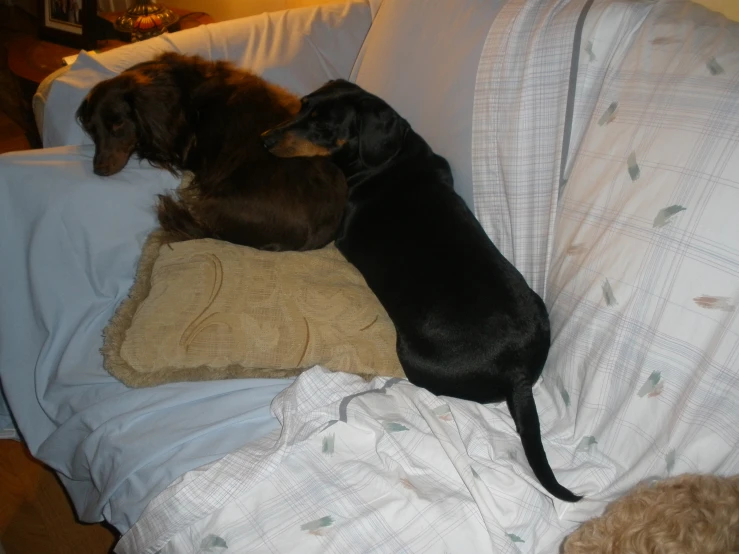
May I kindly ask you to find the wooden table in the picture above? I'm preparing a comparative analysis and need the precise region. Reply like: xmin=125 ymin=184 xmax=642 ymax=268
xmin=2 ymin=8 xmax=213 ymax=148
xmin=7 ymin=8 xmax=214 ymax=86
xmin=97 ymin=8 xmax=215 ymax=48
xmin=6 ymin=35 xmax=88 ymax=85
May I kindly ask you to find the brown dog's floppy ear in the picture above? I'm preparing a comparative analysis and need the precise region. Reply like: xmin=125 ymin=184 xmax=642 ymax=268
xmin=357 ymin=97 xmax=406 ymax=168
xmin=126 ymin=73 xmax=174 ymax=142
xmin=76 ymin=96 xmax=89 ymax=127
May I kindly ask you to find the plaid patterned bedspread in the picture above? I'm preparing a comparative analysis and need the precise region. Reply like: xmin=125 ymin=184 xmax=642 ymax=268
xmin=118 ymin=368 xmax=580 ymax=554
xmin=117 ymin=0 xmax=739 ymax=552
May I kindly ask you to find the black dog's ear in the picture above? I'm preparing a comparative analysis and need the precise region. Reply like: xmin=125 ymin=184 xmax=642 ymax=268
xmin=357 ymin=97 xmax=406 ymax=168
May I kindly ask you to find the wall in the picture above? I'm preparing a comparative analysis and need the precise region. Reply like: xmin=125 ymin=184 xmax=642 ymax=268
xmin=693 ymin=0 xmax=739 ymax=21
xmin=161 ymin=0 xmax=739 ymax=24
xmin=9 ymin=0 xmax=346 ymax=20
xmin=10 ymin=0 xmax=739 ymax=28
xmin=163 ymin=0 xmax=348 ymax=22
xmin=10 ymin=0 xmax=35 ymax=14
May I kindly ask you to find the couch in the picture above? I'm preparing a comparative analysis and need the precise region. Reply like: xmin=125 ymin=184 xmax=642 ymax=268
xmin=1 ymin=0 xmax=737 ymax=552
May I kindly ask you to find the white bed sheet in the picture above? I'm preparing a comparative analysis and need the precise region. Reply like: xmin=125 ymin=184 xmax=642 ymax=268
xmin=0 ymin=146 xmax=294 ymax=531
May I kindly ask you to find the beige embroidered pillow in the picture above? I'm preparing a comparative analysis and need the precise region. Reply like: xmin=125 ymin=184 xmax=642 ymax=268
xmin=102 ymin=231 xmax=404 ymax=387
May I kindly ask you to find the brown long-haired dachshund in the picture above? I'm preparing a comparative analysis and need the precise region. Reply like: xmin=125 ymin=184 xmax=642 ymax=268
xmin=76 ymin=52 xmax=346 ymax=251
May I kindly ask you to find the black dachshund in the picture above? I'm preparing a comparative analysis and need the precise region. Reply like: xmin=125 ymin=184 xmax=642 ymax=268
xmin=76 ymin=53 xmax=346 ymax=251
xmin=261 ymin=80 xmax=580 ymax=502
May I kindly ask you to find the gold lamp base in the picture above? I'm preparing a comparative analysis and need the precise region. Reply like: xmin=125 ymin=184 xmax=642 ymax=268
xmin=114 ymin=0 xmax=179 ymax=42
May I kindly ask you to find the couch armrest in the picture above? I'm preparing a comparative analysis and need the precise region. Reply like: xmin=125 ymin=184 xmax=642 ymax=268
xmin=33 ymin=65 xmax=70 ymax=137
xmin=40 ymin=0 xmax=374 ymax=148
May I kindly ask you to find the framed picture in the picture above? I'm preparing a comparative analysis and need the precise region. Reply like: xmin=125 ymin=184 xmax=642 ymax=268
xmin=37 ymin=0 xmax=97 ymax=49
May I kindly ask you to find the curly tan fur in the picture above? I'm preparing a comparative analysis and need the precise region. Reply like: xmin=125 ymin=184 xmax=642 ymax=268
xmin=562 ymin=474 xmax=739 ymax=554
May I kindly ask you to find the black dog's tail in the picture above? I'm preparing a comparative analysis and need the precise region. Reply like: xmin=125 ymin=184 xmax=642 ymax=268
xmin=507 ymin=374 xmax=582 ymax=503
xmin=156 ymin=192 xmax=209 ymax=241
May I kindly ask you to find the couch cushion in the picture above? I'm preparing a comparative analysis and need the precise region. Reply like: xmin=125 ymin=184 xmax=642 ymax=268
xmin=350 ymin=0 xmax=505 ymax=209
xmin=102 ymin=230 xmax=404 ymax=388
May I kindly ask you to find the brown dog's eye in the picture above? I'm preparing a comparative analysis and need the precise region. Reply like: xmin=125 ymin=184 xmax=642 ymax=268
xmin=111 ymin=122 xmax=125 ymax=137
xmin=310 ymin=111 xmax=318 ymax=118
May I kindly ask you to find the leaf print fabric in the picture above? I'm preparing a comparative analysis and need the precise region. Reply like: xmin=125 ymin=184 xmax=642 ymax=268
xmin=322 ymin=433 xmax=335 ymax=456
xmin=576 ymin=436 xmax=598 ymax=453
xmin=665 ymin=450 xmax=677 ymax=474
xmin=653 ymin=205 xmax=686 ymax=228
xmin=627 ymin=151 xmax=640 ymax=181
xmin=597 ymin=101 xmax=618 ymax=126
xmin=200 ymin=535 xmax=228 ymax=552
xmin=546 ymin=2 xmax=739 ymax=551
xmin=601 ymin=279 xmax=618 ymax=306
xmin=119 ymin=2 xmax=739 ymax=553
xmin=301 ymin=516 xmax=334 ymax=534
xmin=382 ymin=421 xmax=410 ymax=432
xmin=637 ymin=372 xmax=662 ymax=398
xmin=507 ymin=533 xmax=525 ymax=544
xmin=707 ymin=57 xmax=724 ymax=75
xmin=693 ymin=296 xmax=735 ymax=312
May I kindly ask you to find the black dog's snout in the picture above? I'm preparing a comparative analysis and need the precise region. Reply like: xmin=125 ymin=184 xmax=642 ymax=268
xmin=260 ymin=130 xmax=280 ymax=150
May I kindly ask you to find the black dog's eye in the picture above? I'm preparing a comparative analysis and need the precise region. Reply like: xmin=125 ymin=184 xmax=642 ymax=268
xmin=110 ymin=122 xmax=125 ymax=137
xmin=310 ymin=110 xmax=318 ymax=118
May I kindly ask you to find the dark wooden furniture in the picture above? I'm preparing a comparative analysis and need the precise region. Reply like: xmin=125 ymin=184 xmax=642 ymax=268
xmin=7 ymin=8 xmax=215 ymax=86
xmin=2 ymin=7 xmax=213 ymax=149
xmin=0 ymin=440 xmax=118 ymax=554
xmin=36 ymin=0 xmax=97 ymax=50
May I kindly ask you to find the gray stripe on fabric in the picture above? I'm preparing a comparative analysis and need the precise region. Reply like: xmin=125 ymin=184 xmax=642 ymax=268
xmin=338 ymin=377 xmax=402 ymax=422
xmin=560 ymin=0 xmax=596 ymax=196
xmin=317 ymin=378 xmax=403 ymax=433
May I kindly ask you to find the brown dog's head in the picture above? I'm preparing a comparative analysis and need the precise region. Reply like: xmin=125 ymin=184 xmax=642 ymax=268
xmin=261 ymin=80 xmax=408 ymax=171
xmin=76 ymin=73 xmax=145 ymax=176
xmin=76 ymin=54 xmax=192 ymax=176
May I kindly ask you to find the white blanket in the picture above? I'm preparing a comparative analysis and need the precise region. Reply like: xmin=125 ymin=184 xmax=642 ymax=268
xmin=118 ymin=367 xmax=576 ymax=554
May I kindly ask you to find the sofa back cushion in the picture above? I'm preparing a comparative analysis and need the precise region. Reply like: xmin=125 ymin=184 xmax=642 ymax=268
xmin=41 ymin=2 xmax=374 ymax=148
xmin=350 ymin=0 xmax=505 ymax=209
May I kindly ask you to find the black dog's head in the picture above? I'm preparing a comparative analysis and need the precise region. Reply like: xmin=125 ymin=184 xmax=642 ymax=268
xmin=261 ymin=80 xmax=408 ymax=171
